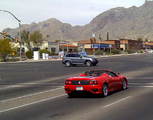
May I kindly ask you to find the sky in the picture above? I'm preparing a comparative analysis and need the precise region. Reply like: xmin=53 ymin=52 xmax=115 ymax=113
xmin=0 ymin=0 xmax=145 ymax=31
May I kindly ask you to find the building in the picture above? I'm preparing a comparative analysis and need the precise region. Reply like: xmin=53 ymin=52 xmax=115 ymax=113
xmin=100 ymin=40 xmax=120 ymax=49
xmin=48 ymin=41 xmax=79 ymax=54
xmin=143 ymin=41 xmax=153 ymax=49
xmin=60 ymin=44 xmax=78 ymax=53
xmin=120 ymin=39 xmax=143 ymax=50
xmin=78 ymin=39 xmax=120 ymax=54
xmin=48 ymin=41 xmax=59 ymax=54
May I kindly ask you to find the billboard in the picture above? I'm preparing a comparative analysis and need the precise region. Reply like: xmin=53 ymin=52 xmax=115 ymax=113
xmin=92 ymin=44 xmax=112 ymax=48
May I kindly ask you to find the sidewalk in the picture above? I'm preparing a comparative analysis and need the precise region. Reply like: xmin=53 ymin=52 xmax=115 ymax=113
xmin=0 ymin=53 xmax=143 ymax=64
xmin=91 ymin=53 xmax=142 ymax=58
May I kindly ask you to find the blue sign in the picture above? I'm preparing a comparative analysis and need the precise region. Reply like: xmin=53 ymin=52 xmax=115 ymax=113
xmin=92 ymin=44 xmax=111 ymax=48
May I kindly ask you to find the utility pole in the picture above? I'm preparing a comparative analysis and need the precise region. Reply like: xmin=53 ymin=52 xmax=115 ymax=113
xmin=107 ymin=32 xmax=109 ymax=41
xmin=91 ymin=33 xmax=96 ymax=55
xmin=99 ymin=34 xmax=102 ymax=51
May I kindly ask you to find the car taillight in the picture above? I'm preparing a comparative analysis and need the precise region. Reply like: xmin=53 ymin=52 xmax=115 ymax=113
xmin=89 ymin=80 xmax=98 ymax=85
xmin=65 ymin=80 xmax=72 ymax=85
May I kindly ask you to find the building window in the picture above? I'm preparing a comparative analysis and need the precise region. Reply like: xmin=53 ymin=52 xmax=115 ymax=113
xmin=51 ymin=48 xmax=56 ymax=53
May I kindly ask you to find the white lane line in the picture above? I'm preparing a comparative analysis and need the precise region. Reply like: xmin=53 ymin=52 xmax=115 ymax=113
xmin=0 ymin=73 xmax=78 ymax=90
xmin=103 ymin=96 xmax=132 ymax=108
xmin=129 ymin=82 xmax=153 ymax=84
xmin=0 ymin=94 xmax=66 ymax=113
xmin=0 ymin=85 xmax=21 ymax=90
xmin=0 ymin=87 xmax=63 ymax=103
xmin=129 ymin=86 xmax=153 ymax=88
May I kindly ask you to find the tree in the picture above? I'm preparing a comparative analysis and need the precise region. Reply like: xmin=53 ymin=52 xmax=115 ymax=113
xmin=0 ymin=39 xmax=14 ymax=62
xmin=21 ymin=30 xmax=32 ymax=51
xmin=137 ymin=37 xmax=143 ymax=41
xmin=145 ymin=38 xmax=149 ymax=42
xmin=30 ymin=31 xmax=43 ymax=47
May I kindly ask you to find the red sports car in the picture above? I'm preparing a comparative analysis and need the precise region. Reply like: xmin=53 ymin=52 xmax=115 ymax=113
xmin=64 ymin=69 xmax=128 ymax=97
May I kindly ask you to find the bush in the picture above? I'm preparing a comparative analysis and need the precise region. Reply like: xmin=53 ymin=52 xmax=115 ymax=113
xmin=39 ymin=49 xmax=51 ymax=55
xmin=26 ymin=50 xmax=33 ymax=59
xmin=94 ymin=50 xmax=104 ymax=55
xmin=137 ymin=50 xmax=144 ymax=53
xmin=111 ymin=49 xmax=121 ymax=54
xmin=126 ymin=49 xmax=136 ymax=54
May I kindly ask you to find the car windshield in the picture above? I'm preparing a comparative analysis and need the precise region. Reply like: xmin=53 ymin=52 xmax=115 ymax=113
xmin=84 ymin=70 xmax=108 ymax=77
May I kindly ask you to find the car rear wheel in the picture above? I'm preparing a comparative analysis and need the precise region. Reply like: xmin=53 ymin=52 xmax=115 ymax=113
xmin=122 ymin=80 xmax=127 ymax=90
xmin=67 ymin=93 xmax=74 ymax=98
xmin=85 ymin=61 xmax=92 ymax=67
xmin=102 ymin=84 xmax=108 ymax=97
xmin=65 ymin=61 xmax=71 ymax=67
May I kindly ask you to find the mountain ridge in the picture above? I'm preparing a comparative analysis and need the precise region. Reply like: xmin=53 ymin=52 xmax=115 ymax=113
xmin=3 ymin=1 xmax=153 ymax=41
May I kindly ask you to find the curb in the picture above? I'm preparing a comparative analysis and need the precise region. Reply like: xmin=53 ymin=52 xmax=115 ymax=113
xmin=93 ymin=53 xmax=143 ymax=58
xmin=0 ymin=53 xmax=144 ymax=64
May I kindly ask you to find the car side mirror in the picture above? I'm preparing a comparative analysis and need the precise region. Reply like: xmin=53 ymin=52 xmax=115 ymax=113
xmin=80 ymin=56 xmax=83 ymax=58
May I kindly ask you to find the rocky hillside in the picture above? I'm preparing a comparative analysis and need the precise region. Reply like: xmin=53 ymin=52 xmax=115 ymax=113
xmin=4 ymin=1 xmax=153 ymax=41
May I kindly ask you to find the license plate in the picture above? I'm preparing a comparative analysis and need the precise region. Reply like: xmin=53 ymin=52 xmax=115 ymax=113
xmin=76 ymin=87 xmax=83 ymax=91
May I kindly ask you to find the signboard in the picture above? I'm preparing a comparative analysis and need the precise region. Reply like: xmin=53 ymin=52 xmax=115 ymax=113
xmin=92 ymin=44 xmax=111 ymax=48
xmin=109 ymin=44 xmax=112 ymax=48
xmin=33 ymin=51 xmax=40 ymax=60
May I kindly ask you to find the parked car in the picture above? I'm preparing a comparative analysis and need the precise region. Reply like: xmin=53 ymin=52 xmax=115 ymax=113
xmin=62 ymin=53 xmax=98 ymax=67
xmin=64 ymin=69 xmax=128 ymax=97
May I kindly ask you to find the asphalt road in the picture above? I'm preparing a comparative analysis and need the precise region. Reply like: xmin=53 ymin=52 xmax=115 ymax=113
xmin=0 ymin=53 xmax=153 ymax=120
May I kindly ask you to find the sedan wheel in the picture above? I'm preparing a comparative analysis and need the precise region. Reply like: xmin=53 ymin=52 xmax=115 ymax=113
xmin=122 ymin=80 xmax=127 ymax=90
xmin=103 ymin=84 xmax=108 ymax=97
xmin=65 ymin=61 xmax=71 ymax=67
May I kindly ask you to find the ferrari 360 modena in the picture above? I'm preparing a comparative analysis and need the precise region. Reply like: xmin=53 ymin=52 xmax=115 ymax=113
xmin=64 ymin=69 xmax=128 ymax=97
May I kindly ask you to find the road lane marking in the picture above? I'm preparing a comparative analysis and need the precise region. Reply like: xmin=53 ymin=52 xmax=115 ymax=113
xmin=128 ymin=82 xmax=153 ymax=88
xmin=129 ymin=82 xmax=153 ymax=84
xmin=0 ymin=87 xmax=63 ymax=103
xmin=103 ymin=96 xmax=132 ymax=108
xmin=0 ymin=65 xmax=153 ymax=91
xmin=129 ymin=86 xmax=153 ymax=88
xmin=0 ymin=73 xmax=79 ymax=90
xmin=0 ymin=94 xmax=66 ymax=113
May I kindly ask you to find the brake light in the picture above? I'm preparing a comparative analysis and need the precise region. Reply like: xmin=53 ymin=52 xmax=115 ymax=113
xmin=65 ymin=80 xmax=72 ymax=85
xmin=89 ymin=80 xmax=98 ymax=85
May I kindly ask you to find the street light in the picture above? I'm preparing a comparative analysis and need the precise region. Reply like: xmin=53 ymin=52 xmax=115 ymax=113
xmin=0 ymin=10 xmax=22 ymax=60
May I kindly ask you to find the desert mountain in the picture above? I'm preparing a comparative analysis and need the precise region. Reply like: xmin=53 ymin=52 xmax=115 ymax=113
xmin=3 ymin=1 xmax=153 ymax=41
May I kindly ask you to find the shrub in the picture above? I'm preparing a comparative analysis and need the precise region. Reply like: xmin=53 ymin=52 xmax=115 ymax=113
xmin=126 ymin=49 xmax=136 ymax=54
xmin=39 ymin=49 xmax=51 ymax=55
xmin=26 ymin=50 xmax=33 ymax=59
xmin=111 ymin=49 xmax=121 ymax=54
xmin=137 ymin=50 xmax=144 ymax=53
xmin=94 ymin=50 xmax=104 ymax=55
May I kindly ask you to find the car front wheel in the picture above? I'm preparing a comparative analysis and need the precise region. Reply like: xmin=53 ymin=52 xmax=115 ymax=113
xmin=122 ymin=80 xmax=127 ymax=90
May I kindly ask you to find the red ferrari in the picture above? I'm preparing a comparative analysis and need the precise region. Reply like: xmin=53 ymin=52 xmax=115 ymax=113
xmin=64 ymin=69 xmax=128 ymax=97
